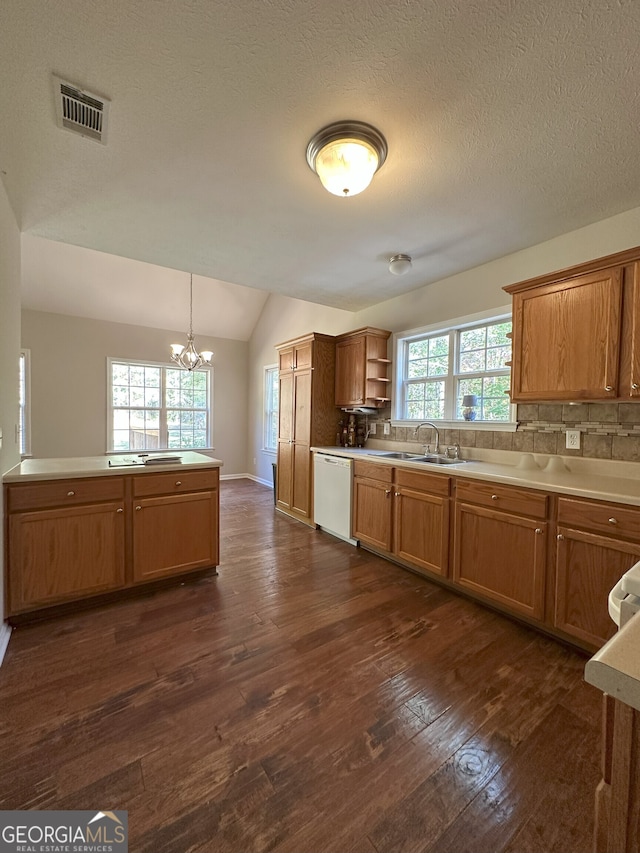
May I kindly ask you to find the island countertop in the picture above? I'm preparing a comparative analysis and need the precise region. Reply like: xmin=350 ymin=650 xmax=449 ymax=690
xmin=3 ymin=451 xmax=223 ymax=483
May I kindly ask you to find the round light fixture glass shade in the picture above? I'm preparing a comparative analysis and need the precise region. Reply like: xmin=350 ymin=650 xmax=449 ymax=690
xmin=306 ymin=121 xmax=387 ymax=197
xmin=389 ymin=254 xmax=412 ymax=275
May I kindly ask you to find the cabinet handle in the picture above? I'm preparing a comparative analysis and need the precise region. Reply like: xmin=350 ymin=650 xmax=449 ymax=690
xmin=534 ymin=528 xmax=542 ymax=534
xmin=557 ymin=534 xmax=564 ymax=540
xmin=633 ymin=383 xmax=639 ymax=390
xmin=67 ymin=490 xmax=75 ymax=496
xmin=394 ymin=491 xmax=400 ymax=497
xmin=491 ymin=494 xmax=499 ymax=500
xmin=135 ymin=505 xmax=142 ymax=511
xmin=116 ymin=508 xmax=123 ymax=513
xmin=609 ymin=517 xmax=618 ymax=525
xmin=385 ymin=489 xmax=391 ymax=497
xmin=175 ymin=480 xmax=182 ymax=486
xmin=605 ymin=385 xmax=614 ymax=391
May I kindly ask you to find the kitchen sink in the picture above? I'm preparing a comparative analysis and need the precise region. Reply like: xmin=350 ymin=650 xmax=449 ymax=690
xmin=375 ymin=451 xmax=425 ymax=460
xmin=371 ymin=452 xmax=466 ymax=465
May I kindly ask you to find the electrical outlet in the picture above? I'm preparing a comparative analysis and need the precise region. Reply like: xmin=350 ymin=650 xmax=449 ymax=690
xmin=383 ymin=422 xmax=391 ymax=435
xmin=369 ymin=422 xmax=376 ymax=435
xmin=566 ymin=429 xmax=580 ymax=450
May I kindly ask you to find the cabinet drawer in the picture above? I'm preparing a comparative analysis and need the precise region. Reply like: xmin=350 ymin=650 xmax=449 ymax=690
xmin=8 ymin=477 xmax=125 ymax=512
xmin=133 ymin=468 xmax=219 ymax=497
xmin=395 ymin=468 xmax=450 ymax=497
xmin=455 ymin=479 xmax=547 ymax=519
xmin=353 ymin=460 xmax=393 ymax=483
xmin=557 ymin=497 xmax=640 ymax=541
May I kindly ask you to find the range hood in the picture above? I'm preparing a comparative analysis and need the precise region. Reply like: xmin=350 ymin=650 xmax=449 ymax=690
xmin=340 ymin=407 xmax=379 ymax=414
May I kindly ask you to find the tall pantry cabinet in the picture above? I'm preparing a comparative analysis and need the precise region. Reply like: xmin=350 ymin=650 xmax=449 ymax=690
xmin=275 ymin=333 xmax=336 ymax=525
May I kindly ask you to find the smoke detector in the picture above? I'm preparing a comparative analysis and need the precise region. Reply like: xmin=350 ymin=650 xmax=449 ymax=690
xmin=53 ymin=75 xmax=110 ymax=144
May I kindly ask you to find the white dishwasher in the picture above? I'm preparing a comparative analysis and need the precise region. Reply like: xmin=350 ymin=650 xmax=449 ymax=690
xmin=313 ymin=452 xmax=357 ymax=545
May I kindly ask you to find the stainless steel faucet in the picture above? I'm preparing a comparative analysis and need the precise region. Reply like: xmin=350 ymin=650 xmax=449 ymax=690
xmin=414 ymin=421 xmax=441 ymax=454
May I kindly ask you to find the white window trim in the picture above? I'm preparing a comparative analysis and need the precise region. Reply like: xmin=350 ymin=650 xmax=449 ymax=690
xmin=19 ymin=349 xmax=32 ymax=457
xmin=106 ymin=356 xmax=214 ymax=454
xmin=392 ymin=305 xmax=517 ymax=431
xmin=263 ymin=363 xmax=278 ymax=454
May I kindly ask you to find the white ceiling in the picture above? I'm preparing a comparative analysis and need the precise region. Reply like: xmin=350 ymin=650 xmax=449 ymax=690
xmin=2 ymin=0 xmax=640 ymax=330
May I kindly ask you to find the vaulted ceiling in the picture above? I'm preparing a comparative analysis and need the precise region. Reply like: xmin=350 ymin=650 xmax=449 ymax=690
xmin=2 ymin=0 xmax=640 ymax=339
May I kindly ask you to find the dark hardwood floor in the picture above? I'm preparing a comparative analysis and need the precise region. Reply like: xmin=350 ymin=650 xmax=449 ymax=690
xmin=0 ymin=479 xmax=601 ymax=853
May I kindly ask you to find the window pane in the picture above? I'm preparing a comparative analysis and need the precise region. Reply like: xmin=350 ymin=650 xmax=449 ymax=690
xmin=145 ymin=367 xmax=160 ymax=387
xmin=145 ymin=387 xmax=160 ymax=407
xmin=408 ymin=358 xmax=428 ymax=379
xmin=408 ymin=340 xmax=429 ymax=360
xmin=130 ymin=366 xmax=145 ymax=387
xmin=113 ymin=386 xmax=129 ymax=407
xmin=459 ymin=327 xmax=486 ymax=351
xmin=459 ymin=350 xmax=486 ymax=373
xmin=429 ymin=336 xmax=449 ymax=357
xmin=113 ymin=410 xmax=129 ymax=429
xmin=486 ymin=322 xmax=512 ymax=347
xmin=407 ymin=401 xmax=425 ymax=419
xmin=112 ymin=363 xmax=129 ymax=384
xmin=428 ymin=356 xmax=448 ymax=377
xmin=486 ymin=345 xmax=511 ymax=371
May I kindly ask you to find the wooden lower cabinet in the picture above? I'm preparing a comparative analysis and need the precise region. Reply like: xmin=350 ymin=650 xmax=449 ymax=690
xmin=393 ymin=469 xmax=449 ymax=576
xmin=352 ymin=462 xmax=450 ymax=576
xmin=555 ymin=527 xmax=640 ymax=648
xmin=352 ymin=470 xmax=393 ymax=552
xmin=133 ymin=490 xmax=219 ymax=582
xmin=8 ymin=501 xmax=125 ymax=613
xmin=453 ymin=481 xmax=547 ymax=621
xmin=5 ymin=468 xmax=220 ymax=618
xmin=593 ymin=696 xmax=640 ymax=853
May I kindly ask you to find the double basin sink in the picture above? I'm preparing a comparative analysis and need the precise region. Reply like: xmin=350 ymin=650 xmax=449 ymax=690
xmin=370 ymin=451 xmax=466 ymax=466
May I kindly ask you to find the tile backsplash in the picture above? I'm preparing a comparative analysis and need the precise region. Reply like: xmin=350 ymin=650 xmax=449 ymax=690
xmin=360 ymin=402 xmax=640 ymax=461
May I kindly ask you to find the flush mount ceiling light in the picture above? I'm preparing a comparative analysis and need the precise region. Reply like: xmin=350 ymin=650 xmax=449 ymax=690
xmin=306 ymin=121 xmax=388 ymax=197
xmin=389 ymin=254 xmax=412 ymax=275
xmin=170 ymin=274 xmax=213 ymax=371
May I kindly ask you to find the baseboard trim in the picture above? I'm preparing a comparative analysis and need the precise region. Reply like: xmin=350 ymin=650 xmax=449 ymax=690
xmin=219 ymin=473 xmax=273 ymax=488
xmin=0 ymin=622 xmax=12 ymax=668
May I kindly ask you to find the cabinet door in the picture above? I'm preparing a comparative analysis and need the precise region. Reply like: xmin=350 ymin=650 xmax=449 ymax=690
xmin=394 ymin=487 xmax=449 ymax=576
xmin=133 ymin=491 xmax=218 ymax=582
xmin=335 ymin=337 xmax=366 ymax=406
xmin=9 ymin=502 xmax=125 ymax=613
xmin=555 ymin=527 xmax=640 ymax=648
xmin=511 ymin=267 xmax=623 ymax=400
xmin=453 ymin=503 xmax=546 ymax=620
xmin=352 ymin=476 xmax=392 ymax=551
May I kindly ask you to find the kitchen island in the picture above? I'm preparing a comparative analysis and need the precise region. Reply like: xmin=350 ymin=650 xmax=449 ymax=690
xmin=3 ymin=452 xmax=222 ymax=619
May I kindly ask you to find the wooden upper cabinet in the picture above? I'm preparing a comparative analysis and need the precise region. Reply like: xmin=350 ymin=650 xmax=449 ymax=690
xmin=335 ymin=327 xmax=391 ymax=408
xmin=509 ymin=267 xmax=623 ymax=401
xmin=504 ymin=246 xmax=640 ymax=402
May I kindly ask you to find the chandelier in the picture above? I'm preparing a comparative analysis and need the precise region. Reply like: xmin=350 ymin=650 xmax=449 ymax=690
xmin=170 ymin=274 xmax=213 ymax=371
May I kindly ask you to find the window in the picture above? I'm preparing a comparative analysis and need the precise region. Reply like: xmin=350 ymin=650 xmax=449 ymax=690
xmin=395 ymin=311 xmax=513 ymax=424
xmin=18 ymin=349 xmax=31 ymax=456
xmin=263 ymin=365 xmax=279 ymax=452
xmin=108 ymin=358 xmax=212 ymax=452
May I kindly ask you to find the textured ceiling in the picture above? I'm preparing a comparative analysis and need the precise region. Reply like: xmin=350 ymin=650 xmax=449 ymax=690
xmin=2 ymin=0 xmax=640 ymax=324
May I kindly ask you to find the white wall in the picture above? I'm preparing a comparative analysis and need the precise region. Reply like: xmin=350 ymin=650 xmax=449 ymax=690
xmin=248 ymin=205 xmax=640 ymax=480
xmin=22 ymin=310 xmax=249 ymax=474
xmin=248 ymin=293 xmax=356 ymax=483
xmin=0 ymin=180 xmax=21 ymax=648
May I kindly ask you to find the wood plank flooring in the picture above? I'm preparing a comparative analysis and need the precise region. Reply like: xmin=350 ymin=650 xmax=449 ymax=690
xmin=0 ymin=479 xmax=601 ymax=853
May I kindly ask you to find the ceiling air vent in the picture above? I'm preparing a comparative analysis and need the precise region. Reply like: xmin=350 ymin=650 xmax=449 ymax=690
xmin=53 ymin=75 xmax=110 ymax=144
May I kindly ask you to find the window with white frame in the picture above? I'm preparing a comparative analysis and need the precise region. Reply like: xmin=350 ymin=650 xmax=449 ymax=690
xmin=396 ymin=313 xmax=513 ymax=423
xmin=19 ymin=349 xmax=31 ymax=456
xmin=108 ymin=358 xmax=212 ymax=452
xmin=263 ymin=365 xmax=279 ymax=452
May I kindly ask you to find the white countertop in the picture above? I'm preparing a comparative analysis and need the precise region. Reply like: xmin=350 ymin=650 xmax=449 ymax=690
xmin=311 ymin=445 xmax=640 ymax=507
xmin=585 ymin=614 xmax=640 ymax=711
xmin=3 ymin=452 xmax=223 ymax=482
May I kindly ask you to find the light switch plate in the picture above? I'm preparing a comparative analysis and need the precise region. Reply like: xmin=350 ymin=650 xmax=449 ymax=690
xmin=369 ymin=422 xmax=376 ymax=435
xmin=383 ymin=422 xmax=390 ymax=435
